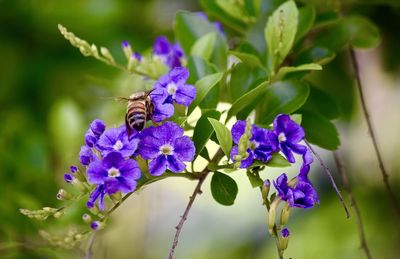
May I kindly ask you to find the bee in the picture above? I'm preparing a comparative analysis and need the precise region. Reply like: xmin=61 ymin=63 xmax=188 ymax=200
xmin=123 ymin=90 xmax=155 ymax=136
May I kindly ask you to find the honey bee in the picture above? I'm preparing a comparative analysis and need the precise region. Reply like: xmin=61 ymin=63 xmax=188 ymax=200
xmin=123 ymin=90 xmax=155 ymax=136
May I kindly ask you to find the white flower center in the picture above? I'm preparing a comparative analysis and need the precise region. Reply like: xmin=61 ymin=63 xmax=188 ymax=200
xmin=278 ymin=132 xmax=287 ymax=142
xmin=250 ymin=141 xmax=259 ymax=150
xmin=160 ymin=144 xmax=174 ymax=155
xmin=113 ymin=140 xmax=123 ymax=151
xmin=108 ymin=167 xmax=120 ymax=178
xmin=166 ymin=82 xmax=177 ymax=95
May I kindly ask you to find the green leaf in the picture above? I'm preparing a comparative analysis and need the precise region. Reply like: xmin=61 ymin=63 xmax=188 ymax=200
xmin=295 ymin=5 xmax=316 ymax=44
xmin=343 ymin=16 xmax=381 ymax=49
xmin=211 ymin=171 xmax=238 ymax=206
xmin=229 ymin=51 xmax=264 ymax=68
xmin=267 ymin=153 xmax=291 ymax=167
xmin=192 ymin=110 xmax=221 ymax=158
xmin=208 ymin=118 xmax=232 ymax=158
xmin=246 ymin=171 xmax=264 ymax=188
xmin=174 ymin=11 xmax=228 ymax=69
xmin=229 ymin=63 xmax=266 ymax=101
xmin=294 ymin=46 xmax=336 ymax=66
xmin=200 ymin=0 xmax=248 ymax=33
xmin=187 ymin=56 xmax=218 ymax=84
xmin=227 ymin=80 xmax=269 ymax=122
xmin=301 ymin=86 xmax=339 ymax=119
xmin=259 ymin=80 xmax=310 ymax=125
xmin=301 ymin=111 xmax=340 ymax=150
xmin=265 ymin=0 xmax=299 ymax=72
xmin=274 ymin=63 xmax=322 ymax=80
xmin=190 ymin=32 xmax=217 ymax=61
xmin=188 ymin=72 xmax=223 ymax=115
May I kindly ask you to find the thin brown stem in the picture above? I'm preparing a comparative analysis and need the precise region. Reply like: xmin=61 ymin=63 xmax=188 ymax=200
xmin=333 ymin=151 xmax=372 ymax=259
xmin=349 ymin=48 xmax=400 ymax=217
xmin=305 ymin=141 xmax=350 ymax=218
xmin=168 ymin=149 xmax=225 ymax=259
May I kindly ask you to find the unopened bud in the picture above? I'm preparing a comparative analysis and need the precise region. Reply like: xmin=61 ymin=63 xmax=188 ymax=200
xmin=82 ymin=213 xmax=92 ymax=223
xmin=56 ymin=189 xmax=71 ymax=200
xmin=262 ymin=180 xmax=270 ymax=202
xmin=110 ymin=192 xmax=122 ymax=202
xmin=268 ymin=197 xmax=281 ymax=235
xmin=100 ymin=47 xmax=115 ymax=63
xmin=90 ymin=221 xmax=103 ymax=230
xmin=280 ymin=203 xmax=290 ymax=226
xmin=121 ymin=41 xmax=133 ymax=60
xmin=279 ymin=228 xmax=290 ymax=251
xmin=53 ymin=211 xmax=64 ymax=219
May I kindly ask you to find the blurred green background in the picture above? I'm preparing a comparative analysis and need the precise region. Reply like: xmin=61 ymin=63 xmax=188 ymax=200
xmin=1 ymin=0 xmax=400 ymax=258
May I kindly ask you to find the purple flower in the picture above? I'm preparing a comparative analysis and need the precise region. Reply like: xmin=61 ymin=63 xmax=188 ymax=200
xmin=96 ymin=125 xmax=139 ymax=158
xmin=84 ymin=119 xmax=106 ymax=147
xmin=79 ymin=146 xmax=96 ymax=166
xmin=274 ymin=173 xmax=319 ymax=209
xmin=150 ymin=67 xmax=196 ymax=122
xmin=230 ymin=120 xmax=278 ymax=168
xmin=64 ymin=173 xmax=74 ymax=183
xmin=153 ymin=36 xmax=184 ymax=69
xmin=273 ymin=114 xmax=308 ymax=164
xmin=133 ymin=51 xmax=142 ymax=61
xmin=70 ymin=166 xmax=78 ymax=173
xmin=138 ymin=122 xmax=195 ymax=176
xmin=86 ymin=152 xmax=141 ymax=210
xmin=281 ymin=228 xmax=290 ymax=238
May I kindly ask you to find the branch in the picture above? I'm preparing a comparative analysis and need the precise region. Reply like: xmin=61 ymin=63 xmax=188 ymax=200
xmin=168 ymin=149 xmax=225 ymax=259
xmin=85 ymin=232 xmax=96 ymax=259
xmin=305 ymin=141 xmax=350 ymax=218
xmin=333 ymin=151 xmax=372 ymax=259
xmin=349 ymin=48 xmax=400 ymax=217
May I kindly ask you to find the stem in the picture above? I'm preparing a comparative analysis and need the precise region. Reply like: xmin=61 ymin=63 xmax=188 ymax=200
xmin=333 ymin=151 xmax=373 ymax=259
xmin=349 ymin=48 xmax=400 ymax=217
xmin=168 ymin=149 xmax=225 ymax=259
xmin=305 ymin=141 xmax=350 ymax=218
xmin=85 ymin=232 xmax=96 ymax=259
xmin=101 ymin=172 xmax=198 ymax=221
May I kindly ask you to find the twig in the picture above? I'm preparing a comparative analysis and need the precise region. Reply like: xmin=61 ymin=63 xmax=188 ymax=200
xmin=305 ymin=141 xmax=350 ymax=218
xmin=333 ymin=151 xmax=372 ymax=259
xmin=349 ymin=48 xmax=400 ymax=217
xmin=85 ymin=232 xmax=96 ymax=259
xmin=168 ymin=149 xmax=225 ymax=259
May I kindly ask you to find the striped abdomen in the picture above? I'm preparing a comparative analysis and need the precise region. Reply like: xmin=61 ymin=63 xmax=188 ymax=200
xmin=126 ymin=98 xmax=148 ymax=135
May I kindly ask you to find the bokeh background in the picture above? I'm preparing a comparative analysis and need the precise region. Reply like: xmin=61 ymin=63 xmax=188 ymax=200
xmin=1 ymin=0 xmax=400 ymax=258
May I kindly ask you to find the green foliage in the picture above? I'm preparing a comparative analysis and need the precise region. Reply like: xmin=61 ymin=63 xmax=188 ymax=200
xmin=265 ymin=0 xmax=298 ymax=72
xmin=208 ymin=118 xmax=233 ymax=159
xmin=301 ymin=111 xmax=340 ymax=150
xmin=211 ymin=171 xmax=238 ymax=206
xmin=192 ymin=110 xmax=221 ymax=158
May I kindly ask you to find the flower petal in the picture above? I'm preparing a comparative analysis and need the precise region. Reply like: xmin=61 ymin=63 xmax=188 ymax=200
xmin=175 ymin=84 xmax=196 ymax=106
xmin=87 ymin=160 xmax=108 ymax=184
xmin=166 ymin=155 xmax=186 ymax=173
xmin=231 ymin=120 xmax=246 ymax=144
xmin=148 ymin=155 xmax=168 ymax=176
xmin=119 ymin=159 xmax=142 ymax=180
xmin=152 ymin=102 xmax=174 ymax=122
xmin=173 ymin=136 xmax=195 ymax=162
xmin=169 ymin=67 xmax=190 ymax=85
xmin=151 ymin=122 xmax=184 ymax=143
xmin=280 ymin=143 xmax=295 ymax=163
xmin=153 ymin=36 xmax=171 ymax=55
xmin=139 ymin=136 xmax=161 ymax=159
xmin=102 ymin=152 xmax=125 ymax=169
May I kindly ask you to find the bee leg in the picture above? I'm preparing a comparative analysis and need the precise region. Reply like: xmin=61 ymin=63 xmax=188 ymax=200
xmin=151 ymin=118 xmax=160 ymax=126
xmin=125 ymin=113 xmax=132 ymax=136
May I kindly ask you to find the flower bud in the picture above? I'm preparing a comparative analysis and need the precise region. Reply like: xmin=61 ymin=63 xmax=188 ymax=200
xmin=268 ymin=197 xmax=281 ymax=235
xmin=82 ymin=213 xmax=92 ymax=223
xmin=53 ymin=211 xmax=64 ymax=219
xmin=70 ymin=166 xmax=78 ymax=173
xmin=262 ymin=179 xmax=270 ymax=202
xmin=280 ymin=203 xmax=290 ymax=226
xmin=121 ymin=41 xmax=133 ymax=60
xmin=91 ymin=221 xmax=103 ymax=230
xmin=56 ymin=189 xmax=71 ymax=200
xmin=110 ymin=192 xmax=122 ymax=202
xmin=279 ymin=228 xmax=290 ymax=251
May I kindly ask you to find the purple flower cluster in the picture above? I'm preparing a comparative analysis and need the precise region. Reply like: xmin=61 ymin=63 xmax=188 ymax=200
xmin=79 ymin=120 xmax=142 ymax=210
xmin=153 ymin=36 xmax=185 ymax=69
xmin=76 ymin=118 xmax=195 ymax=210
xmin=150 ymin=67 xmax=196 ymax=122
xmin=230 ymin=114 xmax=318 ymax=208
